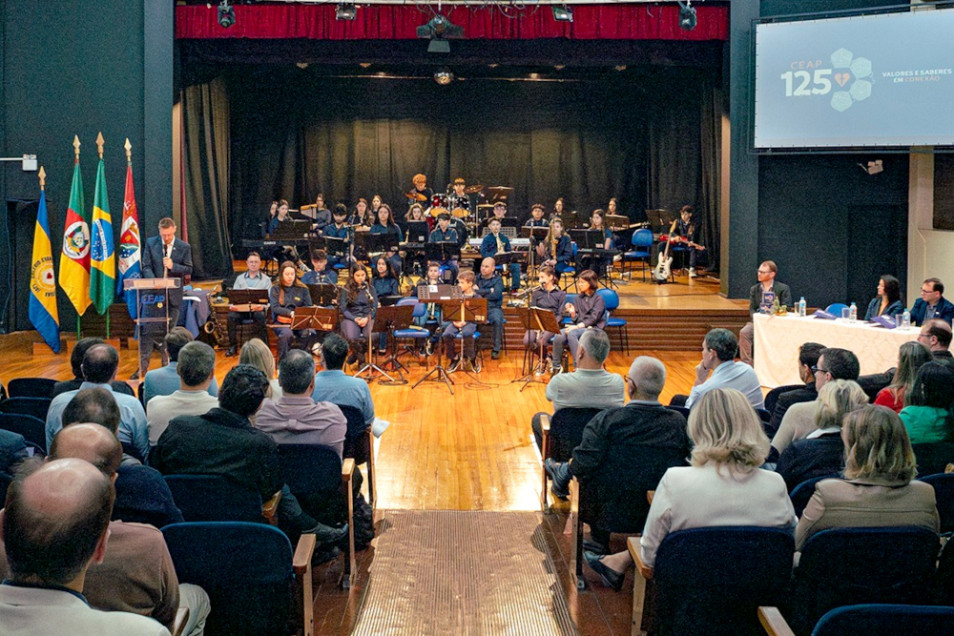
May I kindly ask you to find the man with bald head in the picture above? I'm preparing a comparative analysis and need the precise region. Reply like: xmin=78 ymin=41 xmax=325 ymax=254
xmin=476 ymin=256 xmax=505 ymax=359
xmin=918 ymin=318 xmax=954 ymax=371
xmin=0 ymin=458 xmax=170 ymax=634
xmin=544 ymin=356 xmax=690 ymax=559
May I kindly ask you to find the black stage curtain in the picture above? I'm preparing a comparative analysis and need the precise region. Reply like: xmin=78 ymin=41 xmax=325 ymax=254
xmin=181 ymin=78 xmax=233 ymax=279
xmin=188 ymin=64 xmax=720 ymax=262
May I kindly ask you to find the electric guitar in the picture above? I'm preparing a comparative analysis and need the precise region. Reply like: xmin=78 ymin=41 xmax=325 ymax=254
xmin=652 ymin=220 xmax=679 ymax=283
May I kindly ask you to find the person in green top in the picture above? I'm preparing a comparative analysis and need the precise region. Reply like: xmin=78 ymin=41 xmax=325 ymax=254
xmin=899 ymin=361 xmax=954 ymax=443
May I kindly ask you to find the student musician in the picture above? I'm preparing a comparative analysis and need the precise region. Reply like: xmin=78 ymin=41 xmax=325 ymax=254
xmin=448 ymin=177 xmax=471 ymax=216
xmin=552 ymin=197 xmax=566 ymax=218
xmin=429 ymin=211 xmax=459 ymax=281
xmin=525 ymin=203 xmax=548 ymax=230
xmin=339 ymin=264 xmax=379 ymax=365
xmin=370 ymin=203 xmax=404 ymax=276
xmin=269 ymin=261 xmax=314 ymax=360
xmin=414 ymin=261 xmax=444 ymax=354
xmin=267 ymin=198 xmax=291 ymax=235
xmin=371 ymin=256 xmax=400 ymax=353
xmin=353 ymin=197 xmax=374 ymax=227
xmin=480 ymin=218 xmax=521 ymax=294
xmin=671 ymin=204 xmax=702 ymax=278
xmin=323 ymin=204 xmax=353 ymax=269
xmin=481 ymin=201 xmax=510 ymax=229
xmin=524 ymin=265 xmax=566 ymax=353
xmin=579 ymin=209 xmax=613 ymax=275
xmin=537 ymin=217 xmax=574 ymax=275
xmin=407 ymin=173 xmax=432 ymax=213
xmin=301 ymin=249 xmax=338 ymax=286
xmin=442 ymin=270 xmax=480 ymax=373
xmin=550 ymin=269 xmax=606 ymax=373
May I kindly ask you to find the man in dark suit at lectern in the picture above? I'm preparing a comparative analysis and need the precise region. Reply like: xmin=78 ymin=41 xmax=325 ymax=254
xmin=135 ymin=217 xmax=193 ymax=379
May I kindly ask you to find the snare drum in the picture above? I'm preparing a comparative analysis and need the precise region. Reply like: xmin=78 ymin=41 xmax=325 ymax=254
xmin=431 ymin=193 xmax=449 ymax=209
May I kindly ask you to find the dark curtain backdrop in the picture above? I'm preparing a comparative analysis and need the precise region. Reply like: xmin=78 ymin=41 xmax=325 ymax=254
xmin=223 ymin=65 xmax=719 ymax=257
xmin=181 ymin=78 xmax=232 ymax=278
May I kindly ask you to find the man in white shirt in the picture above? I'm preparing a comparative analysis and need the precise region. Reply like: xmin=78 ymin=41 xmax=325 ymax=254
xmin=531 ymin=329 xmax=625 ymax=451
xmin=146 ymin=341 xmax=219 ymax=446
xmin=685 ymin=328 xmax=764 ymax=410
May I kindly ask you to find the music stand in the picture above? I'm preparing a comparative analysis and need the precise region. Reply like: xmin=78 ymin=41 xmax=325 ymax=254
xmin=227 ymin=288 xmax=269 ymax=312
xmin=511 ymin=307 xmax=562 ymax=391
xmin=443 ymin=296 xmax=488 ymax=385
xmin=375 ymin=304 xmax=415 ymax=385
xmin=269 ymin=219 xmax=312 ymax=240
xmin=604 ymin=214 xmax=630 ymax=231
xmin=323 ymin=235 xmax=350 ymax=259
xmin=405 ymin=221 xmax=430 ymax=244
xmin=569 ymin=229 xmax=604 ymax=250
xmin=306 ymin=283 xmax=338 ymax=307
xmin=353 ymin=309 xmax=396 ymax=384
xmin=412 ymin=285 xmax=464 ymax=394
xmin=484 ymin=186 xmax=514 ymax=205
xmin=126 ymin=278 xmax=182 ymax=376
xmin=645 ymin=209 xmax=675 ymax=233
xmin=289 ymin=306 xmax=337 ymax=331
xmin=425 ymin=242 xmax=460 ymax=265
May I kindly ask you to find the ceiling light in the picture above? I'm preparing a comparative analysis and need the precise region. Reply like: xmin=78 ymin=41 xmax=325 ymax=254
xmin=418 ymin=13 xmax=464 ymax=53
xmin=335 ymin=3 xmax=357 ymax=21
xmin=552 ymin=6 xmax=573 ymax=23
xmin=678 ymin=1 xmax=697 ymax=31
xmin=217 ymin=0 xmax=235 ymax=28
xmin=434 ymin=68 xmax=454 ymax=86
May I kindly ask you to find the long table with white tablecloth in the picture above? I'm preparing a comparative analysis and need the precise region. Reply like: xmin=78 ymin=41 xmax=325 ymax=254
xmin=753 ymin=312 xmax=919 ymax=387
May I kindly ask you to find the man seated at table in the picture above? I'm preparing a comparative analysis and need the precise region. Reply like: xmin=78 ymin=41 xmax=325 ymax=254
xmin=739 ymin=260 xmax=792 ymax=366
xmin=771 ymin=347 xmax=860 ymax=455
xmin=911 ymin=277 xmax=954 ymax=326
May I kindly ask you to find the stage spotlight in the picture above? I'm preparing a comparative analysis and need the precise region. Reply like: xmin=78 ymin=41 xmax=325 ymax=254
xmin=678 ymin=1 xmax=697 ymax=31
xmin=335 ymin=3 xmax=357 ymax=21
xmin=217 ymin=0 xmax=236 ymax=28
xmin=434 ymin=68 xmax=454 ymax=86
xmin=552 ymin=5 xmax=574 ymax=23
xmin=417 ymin=13 xmax=464 ymax=53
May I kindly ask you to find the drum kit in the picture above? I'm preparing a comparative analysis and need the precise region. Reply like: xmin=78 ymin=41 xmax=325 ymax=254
xmin=406 ymin=182 xmax=515 ymax=228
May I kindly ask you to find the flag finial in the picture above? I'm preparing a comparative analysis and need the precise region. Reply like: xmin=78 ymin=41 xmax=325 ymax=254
xmin=96 ymin=132 xmax=105 ymax=159
xmin=124 ymin=138 xmax=132 ymax=163
xmin=38 ymin=166 xmax=46 ymax=190
xmin=73 ymin=135 xmax=81 ymax=159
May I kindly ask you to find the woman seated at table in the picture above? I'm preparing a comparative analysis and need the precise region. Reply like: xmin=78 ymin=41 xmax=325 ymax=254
xmin=523 ymin=266 xmax=565 ymax=368
xmin=339 ymin=264 xmax=379 ymax=366
xmin=583 ymin=388 xmax=796 ymax=591
xmin=550 ymin=270 xmax=605 ymax=373
xmin=268 ymin=260 xmax=314 ymax=361
xmin=370 ymin=203 xmax=404 ymax=276
xmin=795 ymin=404 xmax=938 ymax=551
xmin=864 ymin=274 xmax=905 ymax=321
xmin=899 ymin=361 xmax=954 ymax=443
xmin=874 ymin=341 xmax=934 ymax=412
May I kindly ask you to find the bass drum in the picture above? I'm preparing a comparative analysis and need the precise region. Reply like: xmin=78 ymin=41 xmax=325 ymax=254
xmin=449 ymin=195 xmax=471 ymax=218
xmin=431 ymin=193 xmax=449 ymax=209
xmin=427 ymin=206 xmax=449 ymax=218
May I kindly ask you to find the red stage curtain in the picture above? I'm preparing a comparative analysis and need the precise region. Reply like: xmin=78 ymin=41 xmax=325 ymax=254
xmin=175 ymin=4 xmax=728 ymax=41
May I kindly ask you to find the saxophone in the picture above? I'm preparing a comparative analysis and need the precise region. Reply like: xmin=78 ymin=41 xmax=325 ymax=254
xmin=203 ymin=284 xmax=231 ymax=348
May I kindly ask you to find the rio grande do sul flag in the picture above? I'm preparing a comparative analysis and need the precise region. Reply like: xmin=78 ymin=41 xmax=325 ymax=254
xmin=58 ymin=139 xmax=91 ymax=315
xmin=29 ymin=174 xmax=61 ymax=352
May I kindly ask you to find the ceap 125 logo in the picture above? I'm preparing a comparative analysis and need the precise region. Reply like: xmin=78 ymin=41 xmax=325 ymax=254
xmin=779 ymin=48 xmax=873 ymax=112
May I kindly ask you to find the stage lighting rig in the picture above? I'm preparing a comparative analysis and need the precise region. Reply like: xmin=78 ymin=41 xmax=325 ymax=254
xmin=551 ymin=6 xmax=573 ymax=23
xmin=678 ymin=1 xmax=697 ymax=31
xmin=417 ymin=13 xmax=464 ymax=54
xmin=217 ymin=0 xmax=236 ymax=28
xmin=434 ymin=68 xmax=455 ymax=86
xmin=335 ymin=3 xmax=357 ymax=21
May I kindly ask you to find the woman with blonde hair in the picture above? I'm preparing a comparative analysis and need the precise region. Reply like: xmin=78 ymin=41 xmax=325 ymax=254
xmin=795 ymin=404 xmax=938 ymax=550
xmin=239 ymin=337 xmax=282 ymax=400
xmin=583 ymin=388 xmax=795 ymax=591
xmin=874 ymin=341 xmax=934 ymax=412
xmin=776 ymin=380 xmax=868 ymax=491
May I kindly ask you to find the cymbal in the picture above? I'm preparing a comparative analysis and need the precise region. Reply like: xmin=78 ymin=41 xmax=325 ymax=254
xmin=405 ymin=191 xmax=428 ymax=202
xmin=464 ymin=184 xmax=484 ymax=194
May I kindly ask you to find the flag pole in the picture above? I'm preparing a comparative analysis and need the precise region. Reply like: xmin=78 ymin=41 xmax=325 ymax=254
xmin=74 ymin=135 xmax=82 ymax=338
xmin=96 ymin=132 xmax=109 ymax=339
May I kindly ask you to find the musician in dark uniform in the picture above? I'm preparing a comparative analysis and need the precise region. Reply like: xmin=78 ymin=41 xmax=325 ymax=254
xmin=136 ymin=217 xmax=193 ymax=379
xmin=476 ymin=257 xmax=506 ymax=360
xmin=339 ymin=264 xmax=379 ymax=365
xmin=267 ymin=199 xmax=291 ymax=235
xmin=407 ymin=173 xmax=432 ymax=213
xmin=524 ymin=265 xmax=566 ymax=367
xmin=481 ymin=201 xmax=510 ymax=229
xmin=579 ymin=209 xmax=614 ymax=276
xmin=269 ymin=261 xmax=314 ymax=361
xmin=428 ymin=212 xmax=459 ymax=282
xmin=525 ymin=204 xmax=549 ymax=230
xmin=551 ymin=270 xmax=606 ymax=373
xmin=480 ymin=218 xmax=521 ymax=294
xmin=671 ymin=204 xmax=701 ymax=278
xmin=322 ymin=205 xmax=353 ymax=269
xmin=448 ymin=177 xmax=471 ymax=216
xmin=442 ymin=270 xmax=480 ymax=372
xmin=302 ymin=249 xmax=338 ymax=286
xmin=538 ymin=217 xmax=574 ymax=275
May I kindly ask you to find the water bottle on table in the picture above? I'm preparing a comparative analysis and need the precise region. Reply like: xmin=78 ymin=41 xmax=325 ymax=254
xmin=849 ymin=302 xmax=857 ymax=322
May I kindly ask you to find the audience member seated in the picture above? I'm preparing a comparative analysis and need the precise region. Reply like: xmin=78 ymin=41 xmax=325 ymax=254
xmin=910 ymin=277 xmax=954 ymax=326
xmin=60 ymin=388 xmax=182 ymax=528
xmin=146 ymin=341 xmax=219 ymax=446
xmin=257 ymin=349 xmax=347 ymax=458
xmin=545 ymin=356 xmax=690 ymax=561
xmin=918 ymin=318 xmax=954 ymax=370
xmin=46 ymin=344 xmax=149 ymax=461
xmin=768 ymin=342 xmax=826 ymax=435
xmin=52 ymin=336 xmax=136 ymax=398
xmin=0 ymin=425 xmax=210 ymax=635
xmin=683 ymin=328 xmax=763 ymax=410
xmin=874 ymin=341 xmax=933 ymax=413
xmin=311 ymin=334 xmax=374 ymax=429
xmin=795 ymin=404 xmax=939 ymax=552
xmin=776 ymin=380 xmax=869 ymax=492
xmin=240 ymin=338 xmax=282 ymax=402
xmin=143 ymin=327 xmax=219 ymax=406
xmin=0 ymin=458 xmax=173 ymax=634
xmin=772 ymin=347 xmax=860 ymax=455
xmin=583 ymin=388 xmax=796 ymax=590
xmin=864 ymin=274 xmax=905 ymax=321
xmin=0 ymin=429 xmax=29 ymax=474
xmin=899 ymin=361 xmax=954 ymax=444
xmin=151 ymin=365 xmax=345 ymax=544
xmin=530 ymin=329 xmax=624 ymax=451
